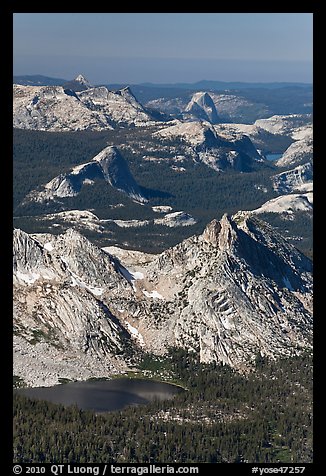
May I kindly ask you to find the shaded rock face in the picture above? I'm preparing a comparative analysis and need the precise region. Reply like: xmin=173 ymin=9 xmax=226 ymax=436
xmin=24 ymin=146 xmax=148 ymax=205
xmin=13 ymin=213 xmax=313 ymax=386
xmin=13 ymin=228 xmax=66 ymax=283
xmin=95 ymin=146 xmax=146 ymax=201
xmin=233 ymin=219 xmax=312 ymax=292
xmin=185 ymin=92 xmax=221 ymax=124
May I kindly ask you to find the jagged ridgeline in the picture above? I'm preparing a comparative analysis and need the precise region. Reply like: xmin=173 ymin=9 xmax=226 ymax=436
xmin=13 ymin=80 xmax=156 ymax=131
xmin=13 ymin=212 xmax=312 ymax=387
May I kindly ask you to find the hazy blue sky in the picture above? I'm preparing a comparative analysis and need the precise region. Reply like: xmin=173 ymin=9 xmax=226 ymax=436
xmin=13 ymin=13 xmax=313 ymax=84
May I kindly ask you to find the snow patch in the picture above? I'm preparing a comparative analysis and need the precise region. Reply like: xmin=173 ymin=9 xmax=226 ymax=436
xmin=125 ymin=322 xmax=145 ymax=346
xmin=117 ymin=264 xmax=144 ymax=291
xmin=143 ymin=290 xmax=164 ymax=300
xmin=132 ymin=271 xmax=144 ymax=280
xmin=16 ymin=271 xmax=40 ymax=284
xmin=152 ymin=205 xmax=173 ymax=213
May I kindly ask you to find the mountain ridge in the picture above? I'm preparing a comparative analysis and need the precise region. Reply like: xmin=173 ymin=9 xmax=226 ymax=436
xmin=13 ymin=82 xmax=156 ymax=131
xmin=13 ymin=212 xmax=312 ymax=386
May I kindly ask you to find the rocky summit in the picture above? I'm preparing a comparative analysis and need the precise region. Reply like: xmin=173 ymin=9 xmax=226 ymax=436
xmin=13 ymin=212 xmax=312 ymax=387
xmin=13 ymin=81 xmax=155 ymax=131
xmin=156 ymin=120 xmax=264 ymax=172
xmin=185 ymin=91 xmax=221 ymax=124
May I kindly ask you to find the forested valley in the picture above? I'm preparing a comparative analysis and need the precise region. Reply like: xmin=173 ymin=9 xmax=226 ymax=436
xmin=13 ymin=129 xmax=312 ymax=256
xmin=13 ymin=350 xmax=313 ymax=464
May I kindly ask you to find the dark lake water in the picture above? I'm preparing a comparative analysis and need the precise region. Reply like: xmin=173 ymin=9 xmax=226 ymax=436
xmin=15 ymin=378 xmax=183 ymax=413
xmin=265 ymin=153 xmax=283 ymax=161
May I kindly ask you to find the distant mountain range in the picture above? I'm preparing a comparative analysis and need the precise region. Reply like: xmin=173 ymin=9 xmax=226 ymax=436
xmin=13 ymin=74 xmax=68 ymax=86
xmin=13 ymin=74 xmax=313 ymax=256
xmin=13 ymin=74 xmax=312 ymax=90
xmin=140 ymin=79 xmax=312 ymax=90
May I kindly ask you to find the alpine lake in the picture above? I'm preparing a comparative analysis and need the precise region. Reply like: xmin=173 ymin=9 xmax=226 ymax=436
xmin=14 ymin=377 xmax=184 ymax=413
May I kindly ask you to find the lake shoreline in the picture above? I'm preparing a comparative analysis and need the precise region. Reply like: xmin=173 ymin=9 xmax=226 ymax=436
xmin=14 ymin=370 xmax=189 ymax=391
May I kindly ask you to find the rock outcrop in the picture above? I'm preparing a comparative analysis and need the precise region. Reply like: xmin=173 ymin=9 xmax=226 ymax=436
xmin=155 ymin=120 xmax=264 ymax=172
xmin=24 ymin=145 xmax=148 ymax=204
xmin=275 ymin=138 xmax=313 ymax=168
xmin=272 ymin=162 xmax=313 ymax=194
xmin=140 ymin=213 xmax=312 ymax=367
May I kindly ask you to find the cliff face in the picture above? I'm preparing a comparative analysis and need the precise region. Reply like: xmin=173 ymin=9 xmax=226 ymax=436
xmin=13 ymin=213 xmax=313 ymax=386
xmin=13 ymin=227 xmax=135 ymax=387
xmin=185 ymin=92 xmax=221 ymax=124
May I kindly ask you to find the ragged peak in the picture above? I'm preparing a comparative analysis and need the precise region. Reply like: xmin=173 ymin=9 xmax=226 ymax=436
xmin=202 ymin=218 xmax=221 ymax=246
xmin=120 ymin=85 xmax=133 ymax=95
xmin=202 ymin=214 xmax=238 ymax=249
xmin=185 ymin=91 xmax=220 ymax=124
xmin=62 ymin=227 xmax=86 ymax=241
xmin=13 ymin=228 xmax=44 ymax=258
xmin=74 ymin=74 xmax=92 ymax=88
